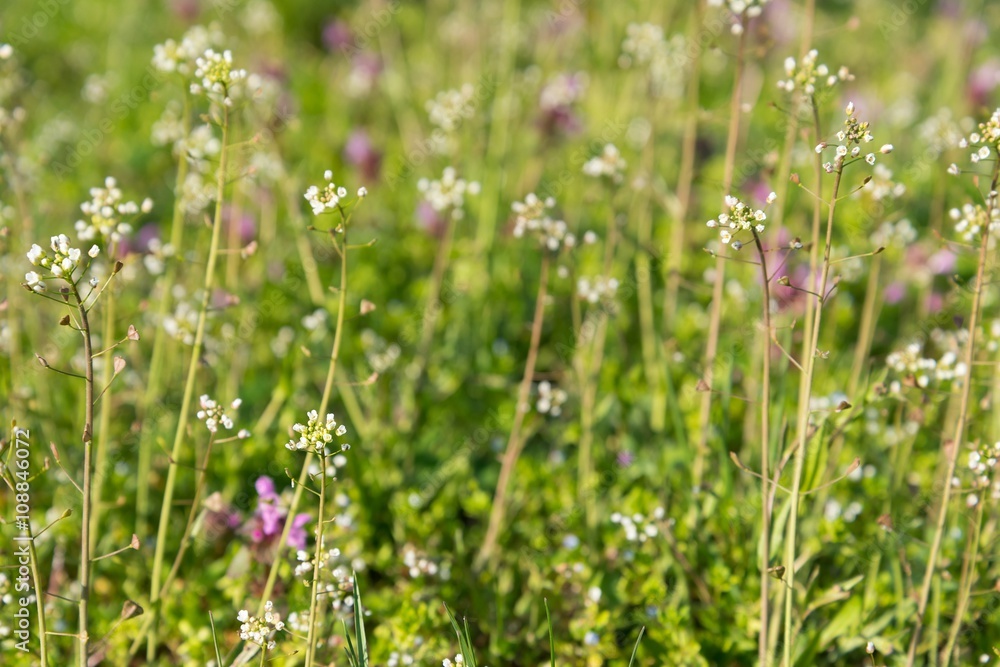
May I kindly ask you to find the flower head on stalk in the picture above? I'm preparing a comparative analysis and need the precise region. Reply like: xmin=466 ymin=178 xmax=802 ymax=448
xmin=706 ymin=192 xmax=777 ymax=251
xmin=582 ymin=144 xmax=627 ymax=183
xmin=949 ymin=203 xmax=1000 ymax=243
xmin=152 ymin=23 xmax=225 ymax=76
xmin=190 ymin=48 xmax=248 ymax=106
xmin=815 ymin=102 xmax=893 ymax=173
xmin=236 ymin=601 xmax=284 ymax=651
xmin=417 ymin=167 xmax=480 ymax=221
xmin=957 ymin=107 xmax=1000 ymax=164
xmin=24 ymin=234 xmax=92 ymax=291
xmin=304 ymin=170 xmax=366 ymax=217
xmin=511 ymin=193 xmax=588 ymax=252
xmin=707 ymin=0 xmax=772 ymax=34
xmin=75 ymin=176 xmax=153 ymax=248
xmin=286 ymin=410 xmax=350 ymax=456
xmin=196 ymin=394 xmax=247 ymax=434
xmin=776 ymin=49 xmax=853 ymax=97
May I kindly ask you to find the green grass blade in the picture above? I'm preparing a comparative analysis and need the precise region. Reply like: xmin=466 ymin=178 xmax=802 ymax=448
xmin=544 ymin=598 xmax=556 ymax=667
xmin=627 ymin=626 xmax=645 ymax=667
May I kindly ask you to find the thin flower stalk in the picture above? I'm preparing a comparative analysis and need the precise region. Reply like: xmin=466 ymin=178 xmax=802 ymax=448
xmin=750 ymin=227 xmax=773 ymax=666
xmin=147 ymin=106 xmax=230 ymax=660
xmin=72 ymin=280 xmax=96 ymax=667
xmin=905 ymin=161 xmax=1000 ymax=665
xmin=847 ymin=252 xmax=882 ymax=398
xmin=941 ymin=490 xmax=985 ymax=665
xmin=577 ymin=202 xmax=619 ymax=531
xmin=476 ymin=253 xmax=550 ymax=568
xmin=783 ymin=165 xmax=841 ymax=666
xmin=255 ymin=202 xmax=356 ymax=616
xmin=693 ymin=18 xmax=747 ymax=492
xmin=135 ymin=93 xmax=192 ymax=534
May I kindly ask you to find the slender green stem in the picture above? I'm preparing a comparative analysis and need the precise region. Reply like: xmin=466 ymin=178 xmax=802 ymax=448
xmin=905 ymin=161 xmax=999 ymax=666
xmin=476 ymin=253 xmax=550 ymax=568
xmin=635 ymin=104 xmax=665 ymax=433
xmin=578 ymin=200 xmax=619 ymax=532
xmin=693 ymin=19 xmax=747 ymax=492
xmin=941 ymin=493 xmax=984 ymax=665
xmin=71 ymin=282 xmax=96 ymax=667
xmin=783 ymin=163 xmax=842 ymax=666
xmin=91 ymin=243 xmax=118 ymax=553
xmin=304 ymin=454 xmax=328 ymax=667
xmin=848 ymin=254 xmax=882 ymax=399
xmin=136 ymin=94 xmax=192 ymax=535
xmin=255 ymin=224 xmax=350 ymax=617
xmin=751 ymin=228 xmax=772 ymax=666
xmin=147 ymin=106 xmax=230 ymax=661
xmin=127 ymin=434 xmax=217 ymax=656
xmin=474 ymin=0 xmax=520 ymax=254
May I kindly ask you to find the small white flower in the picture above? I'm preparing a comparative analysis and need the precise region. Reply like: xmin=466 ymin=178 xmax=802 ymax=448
xmin=88 ymin=245 xmax=100 ymax=258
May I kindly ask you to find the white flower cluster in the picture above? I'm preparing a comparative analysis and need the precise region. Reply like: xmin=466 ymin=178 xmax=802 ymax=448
xmin=512 ymin=193 xmax=578 ymax=251
xmin=620 ymin=23 xmax=666 ymax=65
xmin=865 ymin=164 xmax=906 ymax=202
xmin=426 ymin=84 xmax=476 ymax=132
xmin=418 ymin=167 xmax=480 ymax=220
xmin=26 ymin=235 xmax=97 ymax=291
xmin=402 ymin=544 xmax=445 ymax=579
xmin=707 ymin=0 xmax=772 ymax=34
xmin=619 ymin=25 xmax=687 ymax=98
xmin=151 ymin=24 xmax=224 ymax=76
xmin=610 ymin=508 xmax=664 ymax=543
xmin=293 ymin=545 xmax=356 ymax=612
xmin=442 ymin=655 xmax=465 ymax=667
xmin=958 ymin=108 xmax=1000 ymax=163
xmin=304 ymin=170 xmax=350 ymax=215
xmin=949 ymin=202 xmax=1000 ymax=243
xmin=536 ymin=381 xmax=567 ymax=417
xmin=577 ymin=275 xmax=619 ymax=304
xmin=920 ymin=108 xmax=972 ymax=158
xmin=362 ymin=330 xmax=402 ymax=373
xmin=983 ymin=319 xmax=1000 ymax=353
xmin=886 ymin=333 xmax=968 ymax=390
xmin=869 ymin=218 xmax=916 ymax=248
xmin=968 ymin=442 xmax=999 ymax=486
xmin=75 ymin=177 xmax=152 ymax=245
xmin=237 ymin=601 xmax=284 ymax=651
xmin=196 ymin=395 xmax=243 ymax=434
xmin=539 ymin=72 xmax=588 ymax=111
xmin=286 ymin=409 xmax=349 ymax=455
xmin=162 ymin=299 xmax=201 ymax=346
xmin=388 ymin=651 xmax=417 ymax=666
xmin=582 ymin=144 xmax=627 ymax=183
xmin=706 ymin=193 xmax=775 ymax=251
xmin=190 ymin=48 xmax=248 ymax=106
xmin=776 ymin=49 xmax=852 ymax=95
xmin=816 ymin=103 xmax=892 ymax=172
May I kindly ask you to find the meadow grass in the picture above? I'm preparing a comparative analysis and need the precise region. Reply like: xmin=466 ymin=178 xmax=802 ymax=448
xmin=3 ymin=1 xmax=1000 ymax=665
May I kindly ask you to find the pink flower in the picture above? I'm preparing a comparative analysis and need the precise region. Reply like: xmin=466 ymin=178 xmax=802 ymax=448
xmin=883 ymin=282 xmax=906 ymax=305
xmin=344 ymin=130 xmax=382 ymax=181
xmin=245 ymin=476 xmax=311 ymax=557
xmin=927 ymin=249 xmax=957 ymax=275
